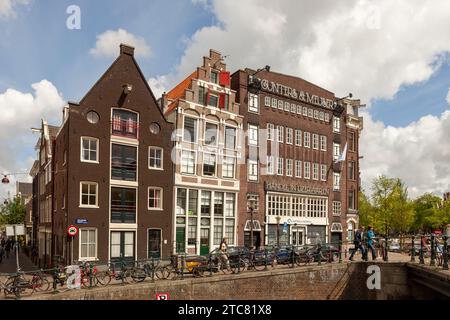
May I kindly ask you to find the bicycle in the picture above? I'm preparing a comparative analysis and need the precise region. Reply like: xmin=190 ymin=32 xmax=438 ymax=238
xmin=96 ymin=261 xmax=133 ymax=286
xmin=3 ymin=270 xmax=48 ymax=298
xmin=130 ymin=259 xmax=172 ymax=282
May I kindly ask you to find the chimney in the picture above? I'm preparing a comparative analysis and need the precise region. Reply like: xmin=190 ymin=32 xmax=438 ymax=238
xmin=120 ymin=44 xmax=135 ymax=56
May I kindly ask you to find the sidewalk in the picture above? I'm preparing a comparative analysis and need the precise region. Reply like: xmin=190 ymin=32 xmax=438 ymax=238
xmin=0 ymin=250 xmax=37 ymax=274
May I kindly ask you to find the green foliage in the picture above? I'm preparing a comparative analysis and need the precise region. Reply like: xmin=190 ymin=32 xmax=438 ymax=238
xmin=0 ymin=196 xmax=26 ymax=225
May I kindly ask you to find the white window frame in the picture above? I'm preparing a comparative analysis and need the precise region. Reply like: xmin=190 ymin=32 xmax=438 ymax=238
xmin=148 ymin=187 xmax=163 ymax=210
xmin=277 ymin=158 xmax=284 ymax=176
xmin=148 ymin=147 xmax=164 ymax=170
xmin=333 ymin=172 xmax=341 ymax=191
xmin=248 ymin=93 xmax=259 ymax=113
xmin=79 ymin=182 xmax=99 ymax=208
xmin=286 ymin=159 xmax=293 ymax=177
xmin=324 ymin=113 xmax=330 ymax=122
xmin=81 ymin=137 xmax=99 ymax=163
xmin=291 ymin=104 xmax=296 ymax=113
xmin=222 ymin=156 xmax=235 ymax=179
xmin=248 ymin=124 xmax=259 ymax=146
xmin=264 ymin=96 xmax=271 ymax=107
xmin=295 ymin=160 xmax=302 ymax=178
xmin=320 ymin=164 xmax=327 ymax=181
xmin=319 ymin=112 xmax=324 ymax=121
xmin=297 ymin=105 xmax=302 ymax=115
xmin=304 ymin=132 xmax=311 ymax=148
xmin=333 ymin=201 xmax=342 ymax=216
xmin=333 ymin=117 xmax=341 ymax=133
xmin=267 ymin=123 xmax=274 ymax=141
xmin=286 ymin=128 xmax=293 ymax=145
xmin=204 ymin=122 xmax=219 ymax=146
xmin=271 ymin=98 xmax=277 ymax=109
xmin=295 ymin=130 xmax=302 ymax=146
xmin=248 ymin=160 xmax=258 ymax=182
xmin=277 ymin=126 xmax=284 ymax=143
xmin=278 ymin=100 xmax=283 ymax=110
xmin=79 ymin=228 xmax=98 ymax=261
xmin=181 ymin=150 xmax=196 ymax=175
xmin=304 ymin=162 xmax=311 ymax=180
xmin=308 ymin=108 xmax=313 ymax=118
xmin=333 ymin=143 xmax=340 ymax=161
xmin=202 ymin=152 xmax=217 ymax=177
xmin=320 ymin=136 xmax=327 ymax=151
xmin=183 ymin=116 xmax=198 ymax=143
xmin=314 ymin=110 xmax=319 ymax=119
xmin=266 ymin=156 xmax=274 ymax=175
xmin=284 ymin=101 xmax=290 ymax=112
xmin=312 ymin=134 xmax=319 ymax=150
xmin=312 ymin=163 xmax=319 ymax=180
xmin=302 ymin=106 xmax=308 ymax=116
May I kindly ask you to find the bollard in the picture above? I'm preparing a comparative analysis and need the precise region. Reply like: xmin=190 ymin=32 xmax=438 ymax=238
xmin=419 ymin=235 xmax=425 ymax=264
xmin=430 ymin=234 xmax=436 ymax=266
xmin=410 ymin=236 xmax=416 ymax=262
xmin=443 ymin=235 xmax=449 ymax=270
xmin=339 ymin=241 xmax=342 ymax=263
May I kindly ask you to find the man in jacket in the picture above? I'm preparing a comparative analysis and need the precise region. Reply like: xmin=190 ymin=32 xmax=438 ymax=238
xmin=349 ymin=226 xmax=366 ymax=261
xmin=366 ymin=226 xmax=377 ymax=260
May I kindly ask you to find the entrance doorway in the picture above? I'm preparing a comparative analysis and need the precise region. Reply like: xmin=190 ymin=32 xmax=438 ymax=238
xmin=110 ymin=231 xmax=135 ymax=264
xmin=200 ymin=228 xmax=210 ymax=255
xmin=331 ymin=232 xmax=342 ymax=245
xmin=175 ymin=227 xmax=185 ymax=253
xmin=291 ymin=227 xmax=305 ymax=246
xmin=148 ymin=229 xmax=161 ymax=259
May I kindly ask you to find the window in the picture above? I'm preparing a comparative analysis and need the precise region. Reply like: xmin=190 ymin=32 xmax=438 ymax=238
xmin=225 ymin=193 xmax=235 ymax=217
xmin=286 ymin=128 xmax=293 ymax=144
xmin=214 ymin=219 xmax=223 ymax=245
xmin=320 ymin=136 xmax=327 ymax=151
xmin=295 ymin=160 xmax=302 ymax=178
xmin=188 ymin=218 xmax=197 ymax=245
xmin=295 ymin=130 xmax=302 ymax=146
xmin=264 ymin=96 xmax=271 ymax=107
xmin=349 ymin=132 xmax=356 ymax=152
xmin=203 ymin=153 xmax=216 ymax=176
xmin=214 ymin=192 xmax=224 ymax=216
xmin=333 ymin=117 xmax=341 ymax=133
xmin=201 ymin=191 xmax=211 ymax=216
xmin=111 ymin=187 xmax=136 ymax=223
xmin=277 ymin=158 xmax=284 ymax=176
xmin=267 ymin=195 xmax=327 ymax=219
xmin=80 ymin=182 xmax=98 ymax=207
xmin=302 ymin=106 xmax=308 ymax=116
xmin=222 ymin=157 xmax=235 ymax=178
xmin=198 ymin=86 xmax=206 ymax=105
xmin=188 ymin=189 xmax=198 ymax=216
xmin=320 ymin=164 xmax=327 ymax=181
xmin=148 ymin=187 xmax=163 ymax=210
xmin=324 ymin=113 xmax=330 ymax=122
xmin=277 ymin=126 xmax=284 ymax=143
xmin=248 ymin=93 xmax=259 ymax=113
xmin=333 ymin=173 xmax=341 ymax=191
xmin=183 ymin=117 xmax=197 ymax=143
xmin=314 ymin=110 xmax=319 ymax=119
xmin=278 ymin=100 xmax=283 ymax=110
xmin=226 ymin=220 xmax=234 ymax=245
xmin=248 ymin=124 xmax=258 ymax=146
xmin=348 ymin=222 xmax=354 ymax=241
xmin=208 ymin=94 xmax=219 ymax=108
xmin=211 ymin=71 xmax=218 ymax=84
xmin=297 ymin=105 xmax=302 ymax=114
xmin=286 ymin=159 xmax=293 ymax=177
xmin=112 ymin=109 xmax=138 ymax=139
xmin=266 ymin=156 xmax=274 ymax=175
xmin=80 ymin=229 xmax=97 ymax=260
xmin=248 ymin=160 xmax=258 ymax=181
xmin=312 ymin=134 xmax=319 ymax=150
xmin=304 ymin=162 xmax=311 ymax=179
xmin=271 ymin=98 xmax=277 ymax=108
xmin=333 ymin=201 xmax=342 ymax=216
xmin=111 ymin=144 xmax=137 ymax=181
xmin=304 ymin=132 xmax=311 ymax=148
xmin=149 ymin=147 xmax=163 ymax=170
xmin=205 ymin=123 xmax=218 ymax=146
xmin=267 ymin=123 xmax=274 ymax=141
xmin=176 ymin=188 xmax=187 ymax=215
xmin=349 ymin=189 xmax=356 ymax=210
xmin=308 ymin=108 xmax=313 ymax=118
xmin=81 ymin=137 xmax=98 ymax=163
xmin=225 ymin=126 xmax=236 ymax=149
xmin=319 ymin=112 xmax=324 ymax=121
xmin=181 ymin=150 xmax=196 ymax=174
xmin=312 ymin=163 xmax=319 ymax=180
xmin=284 ymin=102 xmax=290 ymax=112
xmin=348 ymin=161 xmax=356 ymax=180
xmin=246 ymin=194 xmax=259 ymax=212
xmin=333 ymin=143 xmax=340 ymax=161
xmin=291 ymin=104 xmax=296 ymax=113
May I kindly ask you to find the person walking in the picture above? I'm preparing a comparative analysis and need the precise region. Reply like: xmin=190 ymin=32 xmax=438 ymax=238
xmin=219 ymin=237 xmax=231 ymax=272
xmin=367 ymin=226 xmax=377 ymax=260
xmin=349 ymin=226 xmax=366 ymax=261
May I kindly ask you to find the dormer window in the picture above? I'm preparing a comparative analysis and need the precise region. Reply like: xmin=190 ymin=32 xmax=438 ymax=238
xmin=211 ymin=71 xmax=219 ymax=84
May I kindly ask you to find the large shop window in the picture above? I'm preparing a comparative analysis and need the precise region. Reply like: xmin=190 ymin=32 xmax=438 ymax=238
xmin=267 ymin=225 xmax=289 ymax=246
xmin=111 ymin=187 xmax=136 ymax=223
xmin=307 ymin=226 xmax=326 ymax=244
xmin=111 ymin=144 xmax=137 ymax=181
xmin=112 ymin=109 xmax=138 ymax=139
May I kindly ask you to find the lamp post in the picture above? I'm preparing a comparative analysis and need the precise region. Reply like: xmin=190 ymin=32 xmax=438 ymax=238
xmin=276 ymin=216 xmax=281 ymax=248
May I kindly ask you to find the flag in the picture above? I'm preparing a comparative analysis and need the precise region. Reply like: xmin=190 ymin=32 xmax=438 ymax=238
xmin=337 ymin=143 xmax=348 ymax=163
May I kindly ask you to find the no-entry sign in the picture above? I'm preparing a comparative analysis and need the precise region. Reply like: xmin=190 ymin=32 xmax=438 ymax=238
xmin=67 ymin=225 xmax=79 ymax=237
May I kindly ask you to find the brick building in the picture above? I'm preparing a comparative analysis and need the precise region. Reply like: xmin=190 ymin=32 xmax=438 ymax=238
xmin=163 ymin=50 xmax=243 ymax=255
xmin=31 ymin=44 xmax=174 ymax=265
xmin=231 ymin=68 xmax=363 ymax=247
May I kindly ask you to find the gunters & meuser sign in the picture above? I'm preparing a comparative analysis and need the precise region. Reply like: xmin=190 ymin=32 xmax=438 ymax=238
xmin=265 ymin=182 xmax=329 ymax=196
xmin=252 ymin=76 xmax=335 ymax=110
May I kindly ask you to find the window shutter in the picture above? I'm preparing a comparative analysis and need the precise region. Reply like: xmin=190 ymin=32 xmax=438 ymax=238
xmin=219 ymin=93 xmax=226 ymax=109
xmin=219 ymin=71 xmax=230 ymax=86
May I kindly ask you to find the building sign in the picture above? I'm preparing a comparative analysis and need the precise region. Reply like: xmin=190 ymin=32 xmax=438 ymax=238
xmin=265 ymin=182 xmax=329 ymax=196
xmin=75 ymin=219 xmax=88 ymax=225
xmin=252 ymin=76 xmax=335 ymax=110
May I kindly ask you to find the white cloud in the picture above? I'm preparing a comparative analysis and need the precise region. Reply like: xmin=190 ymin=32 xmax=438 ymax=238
xmin=148 ymin=75 xmax=171 ymax=99
xmin=360 ymin=110 xmax=450 ymax=198
xmin=446 ymin=88 xmax=450 ymax=104
xmin=0 ymin=80 xmax=64 ymax=199
xmin=90 ymin=28 xmax=151 ymax=58
xmin=0 ymin=0 xmax=30 ymax=19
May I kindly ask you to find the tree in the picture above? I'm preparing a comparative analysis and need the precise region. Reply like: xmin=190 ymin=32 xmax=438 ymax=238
xmin=0 ymin=196 xmax=26 ymax=225
xmin=359 ymin=190 xmax=375 ymax=227
xmin=411 ymin=193 xmax=442 ymax=233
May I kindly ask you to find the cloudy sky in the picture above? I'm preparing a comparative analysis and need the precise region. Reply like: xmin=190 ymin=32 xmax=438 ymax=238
xmin=0 ymin=0 xmax=450 ymax=200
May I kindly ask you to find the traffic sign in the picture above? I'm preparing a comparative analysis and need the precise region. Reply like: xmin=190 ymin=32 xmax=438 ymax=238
xmin=67 ymin=225 xmax=79 ymax=237
xmin=156 ymin=293 xmax=170 ymax=300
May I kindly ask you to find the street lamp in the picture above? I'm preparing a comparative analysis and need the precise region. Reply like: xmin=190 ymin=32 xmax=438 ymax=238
xmin=248 ymin=198 xmax=257 ymax=249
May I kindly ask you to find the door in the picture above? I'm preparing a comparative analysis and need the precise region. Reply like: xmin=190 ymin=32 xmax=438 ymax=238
xmin=200 ymin=228 xmax=210 ymax=255
xmin=176 ymin=227 xmax=185 ymax=253
xmin=110 ymin=231 xmax=135 ymax=265
xmin=292 ymin=228 xmax=305 ymax=246
xmin=148 ymin=229 xmax=161 ymax=259
xmin=331 ymin=233 xmax=342 ymax=245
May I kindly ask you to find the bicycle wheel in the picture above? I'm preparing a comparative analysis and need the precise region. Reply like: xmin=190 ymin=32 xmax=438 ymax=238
xmin=3 ymin=277 xmax=16 ymax=297
xmin=230 ymin=259 xmax=246 ymax=274
xmin=81 ymin=274 xmax=98 ymax=288
xmin=31 ymin=276 xmax=50 ymax=292
xmin=130 ymin=268 xmax=147 ymax=283
xmin=253 ymin=257 xmax=269 ymax=271
xmin=155 ymin=266 xmax=171 ymax=280
xmin=96 ymin=271 xmax=112 ymax=286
